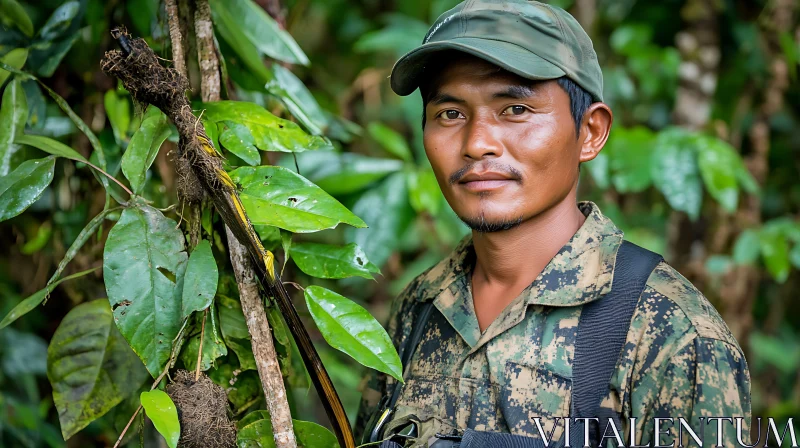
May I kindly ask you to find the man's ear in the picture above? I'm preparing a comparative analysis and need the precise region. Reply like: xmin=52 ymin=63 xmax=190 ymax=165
xmin=578 ymin=103 xmax=613 ymax=163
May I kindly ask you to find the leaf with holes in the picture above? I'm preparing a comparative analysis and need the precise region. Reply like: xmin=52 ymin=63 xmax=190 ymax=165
xmin=305 ymin=286 xmax=402 ymax=380
xmin=230 ymin=165 xmax=366 ymax=233
xmin=0 ymin=156 xmax=56 ymax=222
xmin=291 ymin=242 xmax=380 ymax=280
xmin=47 ymin=299 xmax=149 ymax=439
xmin=103 ymin=205 xmax=188 ymax=376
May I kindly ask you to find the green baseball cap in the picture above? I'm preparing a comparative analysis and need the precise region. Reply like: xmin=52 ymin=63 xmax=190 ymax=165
xmin=390 ymin=0 xmax=603 ymax=102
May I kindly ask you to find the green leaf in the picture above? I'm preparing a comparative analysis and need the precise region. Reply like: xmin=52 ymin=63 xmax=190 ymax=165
xmin=266 ymin=63 xmax=327 ymax=135
xmin=345 ymin=172 xmax=414 ymax=267
xmin=219 ymin=121 xmax=261 ymax=166
xmin=230 ymin=165 xmax=366 ymax=232
xmin=140 ymin=390 xmax=180 ymax=448
xmin=732 ymin=229 xmax=761 ymax=265
xmin=279 ymin=151 xmax=403 ymax=195
xmin=695 ymin=135 xmax=740 ymax=212
xmin=104 ymin=205 xmax=189 ymax=376
xmin=304 ymin=285 xmax=402 ymax=381
xmin=201 ymin=101 xmax=332 ymax=153
xmin=759 ymin=228 xmax=790 ymax=283
xmin=651 ymin=128 xmax=703 ymax=220
xmin=237 ymin=413 xmax=338 ymax=448
xmin=0 ymin=156 xmax=56 ymax=222
xmin=210 ymin=3 xmax=273 ymax=83
xmin=208 ymin=0 xmax=309 ymax=66
xmin=217 ymin=295 xmax=257 ymax=370
xmin=0 ymin=48 xmax=28 ymax=86
xmin=47 ymin=208 xmax=117 ymax=288
xmin=407 ymin=168 xmax=442 ymax=216
xmin=606 ymin=126 xmax=654 ymax=193
xmin=705 ymin=255 xmax=732 ymax=275
xmin=368 ymin=122 xmax=412 ymax=162
xmin=0 ymin=268 xmax=98 ymax=329
xmin=16 ymin=134 xmax=88 ymax=162
xmin=182 ymin=240 xmax=219 ymax=319
xmin=104 ymin=90 xmax=131 ymax=143
xmin=280 ymin=228 xmax=292 ymax=272
xmin=0 ymin=78 xmax=28 ymax=176
xmin=291 ymin=242 xmax=380 ymax=280
xmin=37 ymin=1 xmax=80 ymax=41
xmin=790 ymin=243 xmax=800 ymax=270
xmin=47 ymin=299 xmax=148 ymax=440
xmin=0 ymin=0 xmax=34 ymax=36
xmin=584 ymin=152 xmax=609 ymax=190
xmin=122 ymin=107 xmax=170 ymax=194
xmin=180 ymin=307 xmax=227 ymax=372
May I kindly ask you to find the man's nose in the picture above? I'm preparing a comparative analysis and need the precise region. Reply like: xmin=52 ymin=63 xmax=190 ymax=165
xmin=462 ymin=119 xmax=503 ymax=160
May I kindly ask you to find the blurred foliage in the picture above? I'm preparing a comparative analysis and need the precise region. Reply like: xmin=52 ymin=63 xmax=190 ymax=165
xmin=0 ymin=0 xmax=798 ymax=445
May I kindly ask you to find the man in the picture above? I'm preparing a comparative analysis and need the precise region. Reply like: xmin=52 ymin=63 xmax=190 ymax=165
xmin=355 ymin=1 xmax=751 ymax=447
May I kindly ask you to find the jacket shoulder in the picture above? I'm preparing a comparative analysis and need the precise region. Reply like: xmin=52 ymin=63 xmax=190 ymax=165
xmin=639 ymin=261 xmax=741 ymax=350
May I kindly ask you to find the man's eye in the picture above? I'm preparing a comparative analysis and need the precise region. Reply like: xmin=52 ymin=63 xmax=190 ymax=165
xmin=440 ymin=110 xmax=462 ymax=120
xmin=503 ymin=105 xmax=528 ymax=116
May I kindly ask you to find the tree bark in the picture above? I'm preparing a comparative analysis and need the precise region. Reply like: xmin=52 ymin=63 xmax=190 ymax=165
xmin=193 ymin=1 xmax=297 ymax=446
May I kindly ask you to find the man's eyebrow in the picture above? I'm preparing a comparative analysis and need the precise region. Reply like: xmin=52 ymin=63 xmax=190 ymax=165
xmin=492 ymin=85 xmax=535 ymax=100
xmin=428 ymin=93 xmax=466 ymax=105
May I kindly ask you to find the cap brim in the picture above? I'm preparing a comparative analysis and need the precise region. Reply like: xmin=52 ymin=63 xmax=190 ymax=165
xmin=390 ymin=37 xmax=567 ymax=96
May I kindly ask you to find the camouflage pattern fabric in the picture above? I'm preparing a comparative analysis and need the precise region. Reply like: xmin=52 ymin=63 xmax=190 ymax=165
xmin=355 ymin=201 xmax=751 ymax=448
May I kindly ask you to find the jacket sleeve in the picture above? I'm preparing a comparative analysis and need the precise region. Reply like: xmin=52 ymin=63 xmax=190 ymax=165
xmin=628 ymin=336 xmax=752 ymax=448
xmin=353 ymin=278 xmax=420 ymax=441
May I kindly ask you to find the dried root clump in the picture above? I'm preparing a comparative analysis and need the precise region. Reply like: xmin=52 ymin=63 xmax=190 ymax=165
xmin=166 ymin=369 xmax=237 ymax=448
xmin=174 ymin=149 xmax=206 ymax=204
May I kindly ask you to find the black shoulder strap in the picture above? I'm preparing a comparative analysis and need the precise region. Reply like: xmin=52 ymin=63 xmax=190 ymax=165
xmin=568 ymin=241 xmax=663 ymax=447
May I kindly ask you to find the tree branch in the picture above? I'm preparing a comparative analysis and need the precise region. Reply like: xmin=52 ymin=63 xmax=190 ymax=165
xmin=194 ymin=1 xmax=297 ymax=446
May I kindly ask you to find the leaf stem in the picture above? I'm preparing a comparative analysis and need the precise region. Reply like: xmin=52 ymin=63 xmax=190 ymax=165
xmin=112 ymin=363 xmax=171 ymax=448
xmin=195 ymin=308 xmax=208 ymax=381
xmin=83 ymin=159 xmax=135 ymax=197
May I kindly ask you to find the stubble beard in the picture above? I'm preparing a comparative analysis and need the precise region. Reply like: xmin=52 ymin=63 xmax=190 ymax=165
xmin=457 ymin=210 xmax=525 ymax=233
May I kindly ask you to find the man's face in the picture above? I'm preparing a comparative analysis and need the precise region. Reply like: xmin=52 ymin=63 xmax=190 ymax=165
xmin=423 ymin=56 xmax=585 ymax=232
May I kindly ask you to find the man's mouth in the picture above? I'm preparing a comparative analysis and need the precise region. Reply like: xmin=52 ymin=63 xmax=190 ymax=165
xmin=458 ymin=171 xmax=518 ymax=192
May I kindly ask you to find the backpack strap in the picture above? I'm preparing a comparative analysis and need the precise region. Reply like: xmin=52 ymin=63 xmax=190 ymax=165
xmin=568 ymin=240 xmax=663 ymax=447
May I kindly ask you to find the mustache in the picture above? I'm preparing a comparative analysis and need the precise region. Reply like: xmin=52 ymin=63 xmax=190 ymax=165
xmin=448 ymin=161 xmax=523 ymax=185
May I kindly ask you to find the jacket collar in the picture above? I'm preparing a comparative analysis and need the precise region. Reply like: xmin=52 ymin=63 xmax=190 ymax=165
xmin=413 ymin=201 xmax=624 ymax=348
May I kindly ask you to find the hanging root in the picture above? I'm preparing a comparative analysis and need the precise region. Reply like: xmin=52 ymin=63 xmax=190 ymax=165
xmin=167 ymin=370 xmax=236 ymax=448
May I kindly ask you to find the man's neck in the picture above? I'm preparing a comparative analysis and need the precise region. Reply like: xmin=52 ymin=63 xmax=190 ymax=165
xmin=471 ymin=196 xmax=587 ymax=288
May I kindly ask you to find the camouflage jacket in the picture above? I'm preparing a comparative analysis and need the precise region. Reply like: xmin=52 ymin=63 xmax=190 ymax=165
xmin=354 ymin=202 xmax=751 ymax=447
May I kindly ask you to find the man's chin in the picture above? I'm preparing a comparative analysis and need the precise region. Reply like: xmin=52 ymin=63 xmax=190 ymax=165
xmin=457 ymin=212 xmax=524 ymax=233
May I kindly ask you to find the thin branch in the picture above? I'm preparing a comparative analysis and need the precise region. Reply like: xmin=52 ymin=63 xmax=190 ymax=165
xmin=112 ymin=365 xmax=171 ymax=448
xmin=195 ymin=308 xmax=208 ymax=381
xmin=84 ymin=160 xmax=134 ymax=197
xmin=165 ymin=0 xmax=187 ymax=77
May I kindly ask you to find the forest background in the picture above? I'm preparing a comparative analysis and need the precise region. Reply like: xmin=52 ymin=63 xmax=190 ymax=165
xmin=0 ymin=0 xmax=798 ymax=446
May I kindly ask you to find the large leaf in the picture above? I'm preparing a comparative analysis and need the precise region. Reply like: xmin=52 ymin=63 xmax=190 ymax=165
xmin=0 ymin=77 xmax=27 ymax=176
xmin=695 ymin=135 xmax=740 ymax=212
xmin=47 ymin=299 xmax=148 ymax=439
xmin=407 ymin=168 xmax=443 ymax=216
xmin=0 ymin=156 xmax=56 ymax=222
xmin=345 ymin=172 xmax=414 ymax=267
xmin=651 ymin=128 xmax=702 ymax=220
xmin=16 ymin=134 xmax=88 ymax=162
xmin=291 ymin=242 xmax=380 ymax=280
xmin=104 ymin=205 xmax=189 ymax=376
xmin=368 ymin=122 xmax=413 ymax=162
xmin=279 ymin=151 xmax=403 ymax=195
xmin=0 ymin=0 xmax=33 ymax=36
xmin=28 ymin=1 xmax=82 ymax=77
xmin=140 ymin=390 xmax=180 ymax=448
xmin=732 ymin=229 xmax=761 ymax=265
xmin=0 ymin=268 xmax=97 ymax=329
xmin=208 ymin=0 xmax=309 ymax=66
xmin=265 ymin=63 xmax=327 ymax=135
xmin=122 ymin=107 xmax=170 ymax=194
xmin=230 ymin=165 xmax=366 ymax=232
xmin=181 ymin=240 xmax=219 ymax=319
xmin=201 ymin=101 xmax=331 ymax=153
xmin=237 ymin=412 xmax=338 ymax=448
xmin=0 ymin=48 xmax=27 ymax=86
xmin=304 ymin=285 xmax=402 ymax=381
